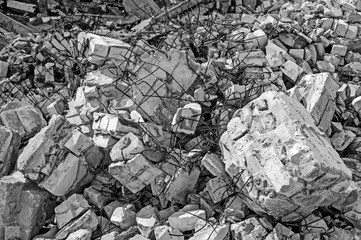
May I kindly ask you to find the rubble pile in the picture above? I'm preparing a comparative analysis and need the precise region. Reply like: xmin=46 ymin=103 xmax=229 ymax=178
xmin=2 ymin=0 xmax=361 ymax=239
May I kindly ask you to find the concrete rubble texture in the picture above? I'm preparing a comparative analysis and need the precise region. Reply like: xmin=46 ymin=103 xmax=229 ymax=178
xmin=2 ymin=0 xmax=361 ymax=239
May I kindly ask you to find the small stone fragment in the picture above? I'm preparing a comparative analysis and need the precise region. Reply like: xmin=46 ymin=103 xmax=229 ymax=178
xmin=110 ymin=133 xmax=144 ymax=162
xmin=110 ymin=205 xmax=137 ymax=230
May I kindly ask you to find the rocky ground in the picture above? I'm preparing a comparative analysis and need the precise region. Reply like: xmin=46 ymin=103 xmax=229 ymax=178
xmin=1 ymin=0 xmax=361 ymax=239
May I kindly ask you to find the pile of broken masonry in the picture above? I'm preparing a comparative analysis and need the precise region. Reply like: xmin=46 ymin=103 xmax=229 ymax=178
xmin=3 ymin=0 xmax=361 ymax=239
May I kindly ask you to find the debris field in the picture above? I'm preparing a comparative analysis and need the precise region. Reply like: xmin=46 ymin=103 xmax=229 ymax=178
xmin=1 ymin=0 xmax=361 ymax=239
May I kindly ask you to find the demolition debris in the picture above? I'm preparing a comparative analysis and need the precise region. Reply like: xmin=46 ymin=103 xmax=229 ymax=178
xmin=2 ymin=0 xmax=361 ymax=239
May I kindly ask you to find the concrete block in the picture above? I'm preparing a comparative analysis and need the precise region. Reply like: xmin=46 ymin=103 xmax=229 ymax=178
xmin=93 ymin=134 xmax=118 ymax=149
xmin=79 ymin=33 xmax=132 ymax=65
xmin=110 ymin=133 xmax=144 ymax=162
xmin=110 ymin=205 xmax=136 ymax=229
xmin=104 ymin=201 xmax=123 ymax=219
xmin=0 ymin=110 xmax=26 ymax=138
xmin=281 ymin=60 xmax=304 ymax=84
xmin=331 ymin=45 xmax=348 ymax=56
xmin=93 ymin=112 xmax=140 ymax=137
xmin=266 ymin=51 xmax=285 ymax=68
xmin=331 ymin=130 xmax=356 ymax=151
xmin=168 ymin=210 xmax=206 ymax=232
xmin=240 ymin=14 xmax=257 ymax=24
xmin=172 ymin=103 xmax=202 ymax=135
xmin=304 ymin=78 xmax=336 ymax=133
xmin=316 ymin=61 xmax=335 ymax=73
xmin=201 ymin=153 xmax=227 ymax=177
xmin=324 ymin=54 xmax=341 ymax=67
xmin=84 ymin=186 xmax=108 ymax=209
xmin=289 ymin=49 xmax=304 ymax=60
xmin=164 ymin=167 xmax=200 ymax=204
xmin=39 ymin=153 xmax=83 ymax=196
xmin=334 ymin=20 xmax=357 ymax=39
xmin=55 ymin=194 xmax=90 ymax=229
xmin=206 ymin=177 xmax=230 ymax=203
xmin=17 ymin=187 xmax=50 ymax=240
xmin=141 ymin=123 xmax=171 ymax=148
xmin=297 ymin=73 xmax=340 ymax=132
xmin=55 ymin=209 xmax=98 ymax=239
xmin=223 ymin=196 xmax=247 ymax=220
xmin=244 ymin=29 xmax=268 ymax=50
xmin=64 ymin=129 xmax=93 ymax=156
xmin=0 ymin=126 xmax=20 ymax=177
xmin=0 ymin=102 xmax=46 ymax=139
xmin=108 ymin=154 xmax=162 ymax=193
xmin=47 ymin=99 xmax=66 ymax=116
xmin=0 ymin=172 xmax=26 ymax=240
xmin=266 ymin=40 xmax=296 ymax=63
xmin=232 ymin=50 xmax=268 ymax=67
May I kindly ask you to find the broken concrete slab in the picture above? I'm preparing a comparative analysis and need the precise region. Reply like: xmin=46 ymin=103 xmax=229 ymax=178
xmin=220 ymin=91 xmax=352 ymax=221
xmin=17 ymin=115 xmax=100 ymax=194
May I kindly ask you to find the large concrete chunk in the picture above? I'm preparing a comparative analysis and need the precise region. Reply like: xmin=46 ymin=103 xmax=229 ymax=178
xmin=0 ymin=172 xmax=26 ymax=240
xmin=0 ymin=102 xmax=46 ymax=139
xmin=220 ymin=91 xmax=352 ymax=221
xmin=17 ymin=115 xmax=102 ymax=195
xmin=78 ymin=33 xmax=132 ymax=65
xmin=0 ymin=126 xmax=21 ymax=177
xmin=108 ymin=154 xmax=162 ymax=193
xmin=16 ymin=187 xmax=51 ymax=240
xmin=297 ymin=73 xmax=339 ymax=132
